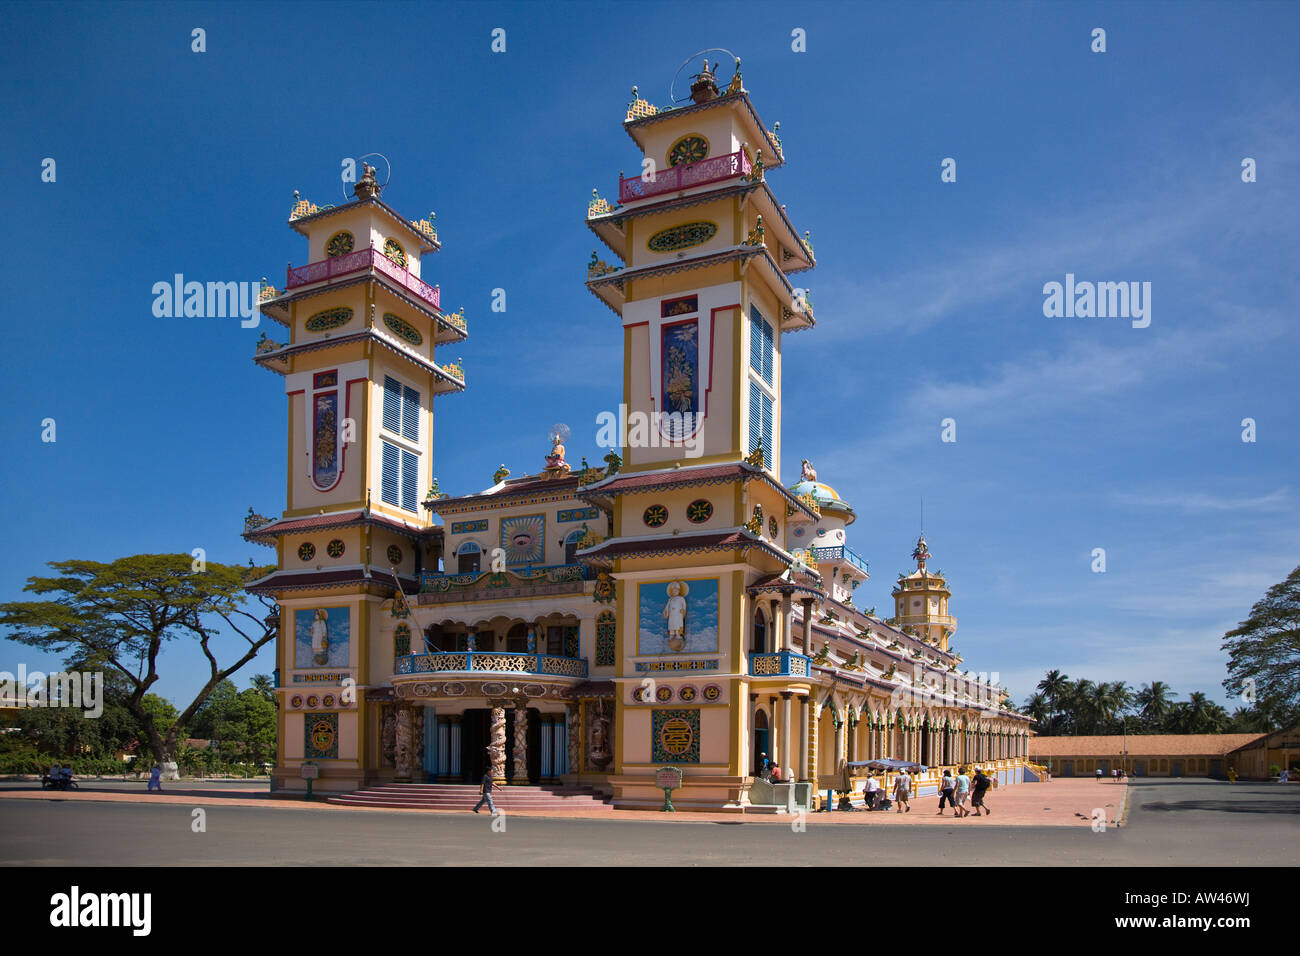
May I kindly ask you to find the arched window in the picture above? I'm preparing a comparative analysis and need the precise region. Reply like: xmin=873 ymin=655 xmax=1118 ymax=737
xmin=457 ymin=541 xmax=481 ymax=574
xmin=752 ymin=608 xmax=767 ymax=653
xmin=564 ymin=528 xmax=586 ymax=565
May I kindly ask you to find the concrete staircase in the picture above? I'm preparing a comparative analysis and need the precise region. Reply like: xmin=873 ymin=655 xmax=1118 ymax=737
xmin=327 ymin=782 xmax=613 ymax=812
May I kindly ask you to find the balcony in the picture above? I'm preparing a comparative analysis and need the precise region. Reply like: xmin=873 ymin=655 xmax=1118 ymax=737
xmin=618 ymin=149 xmax=753 ymax=204
xmin=418 ymin=563 xmax=590 ymax=604
xmin=284 ymin=247 xmax=439 ymax=311
xmin=396 ymin=651 xmax=587 ymax=679
xmin=749 ymin=650 xmax=812 ymax=678
xmin=811 ymin=545 xmax=869 ymax=575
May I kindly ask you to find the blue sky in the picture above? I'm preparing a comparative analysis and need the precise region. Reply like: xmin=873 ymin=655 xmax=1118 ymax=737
xmin=1 ymin=1 xmax=1297 ymax=713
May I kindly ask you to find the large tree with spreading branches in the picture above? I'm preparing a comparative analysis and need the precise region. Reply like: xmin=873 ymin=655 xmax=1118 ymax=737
xmin=0 ymin=554 xmax=277 ymax=767
xmin=1222 ymin=564 xmax=1300 ymax=729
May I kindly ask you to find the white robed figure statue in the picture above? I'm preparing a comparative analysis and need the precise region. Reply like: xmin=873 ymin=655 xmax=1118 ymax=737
xmin=311 ymin=609 xmax=329 ymax=665
xmin=664 ymin=580 xmax=689 ymax=651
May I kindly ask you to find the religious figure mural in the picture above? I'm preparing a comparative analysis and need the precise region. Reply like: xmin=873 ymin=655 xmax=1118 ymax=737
xmin=661 ymin=320 xmax=699 ymax=433
xmin=637 ymin=578 xmax=719 ymax=655
xmin=294 ymin=606 xmax=350 ymax=668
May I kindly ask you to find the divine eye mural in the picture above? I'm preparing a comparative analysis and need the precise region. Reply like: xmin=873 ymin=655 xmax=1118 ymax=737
xmin=500 ymin=513 xmax=545 ymax=565
xmin=295 ymin=607 xmax=351 ymax=668
xmin=637 ymin=578 xmax=719 ymax=655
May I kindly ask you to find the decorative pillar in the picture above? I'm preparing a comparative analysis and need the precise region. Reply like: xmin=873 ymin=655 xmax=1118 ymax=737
xmin=835 ymin=709 xmax=847 ymax=768
xmin=488 ymin=701 xmax=507 ymax=786
xmin=800 ymin=598 xmax=814 ymax=653
xmin=540 ymin=717 xmax=553 ymax=780
xmin=395 ymin=702 xmax=413 ymax=782
xmin=781 ymin=692 xmax=793 ymax=776
xmin=768 ymin=599 xmax=780 ymax=651
xmin=805 ymin=699 xmax=818 ymax=806
xmin=512 ymin=699 xmax=529 ymax=784
xmin=800 ymin=695 xmax=811 ymax=781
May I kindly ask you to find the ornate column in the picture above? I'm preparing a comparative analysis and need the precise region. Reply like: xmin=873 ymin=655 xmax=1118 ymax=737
xmin=781 ymin=691 xmax=793 ymax=776
xmin=395 ymin=702 xmax=413 ymax=782
xmin=488 ymin=701 xmax=507 ymax=786
xmin=780 ymin=592 xmax=793 ymax=652
xmin=512 ymin=699 xmax=529 ymax=784
xmin=805 ymin=699 xmax=818 ymax=806
xmin=768 ymin=599 xmax=780 ymax=651
xmin=413 ymin=707 xmax=425 ymax=780
xmin=799 ymin=598 xmax=814 ymax=653
xmin=799 ymin=695 xmax=811 ymax=781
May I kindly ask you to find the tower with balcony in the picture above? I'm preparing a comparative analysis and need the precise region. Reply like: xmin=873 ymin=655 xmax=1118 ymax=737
xmin=243 ymin=165 xmax=467 ymax=793
xmin=891 ymin=534 xmax=957 ymax=652
xmin=579 ymin=60 xmax=824 ymax=809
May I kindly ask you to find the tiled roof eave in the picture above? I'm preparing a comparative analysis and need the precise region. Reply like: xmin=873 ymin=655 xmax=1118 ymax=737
xmin=622 ymin=91 xmax=785 ymax=171
xmin=259 ymin=272 xmax=451 ymax=330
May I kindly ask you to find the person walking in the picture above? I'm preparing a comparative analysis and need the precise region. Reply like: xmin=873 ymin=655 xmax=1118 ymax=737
xmin=757 ymin=752 xmax=771 ymax=780
xmin=863 ymin=773 xmax=881 ymax=810
xmin=971 ymin=767 xmax=992 ymax=816
xmin=937 ymin=769 xmax=955 ymax=815
xmin=147 ymin=764 xmax=163 ymax=793
xmin=472 ymin=768 xmax=496 ymax=813
xmin=892 ymin=770 xmax=912 ymax=813
xmin=953 ymin=767 xmax=971 ymax=818
xmin=1096 ymin=767 xmax=1103 ymax=782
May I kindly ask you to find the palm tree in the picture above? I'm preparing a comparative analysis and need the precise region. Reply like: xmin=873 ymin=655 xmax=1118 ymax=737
xmin=1182 ymin=692 xmax=1226 ymax=733
xmin=1022 ymin=692 xmax=1051 ymax=730
xmin=1135 ymin=681 xmax=1176 ymax=730
xmin=1068 ymin=679 xmax=1097 ymax=734
xmin=1037 ymin=670 xmax=1070 ymax=716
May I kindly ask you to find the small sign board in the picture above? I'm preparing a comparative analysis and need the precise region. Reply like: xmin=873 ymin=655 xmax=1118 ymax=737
xmin=301 ymin=763 xmax=319 ymax=780
xmin=655 ymin=767 xmax=682 ymax=789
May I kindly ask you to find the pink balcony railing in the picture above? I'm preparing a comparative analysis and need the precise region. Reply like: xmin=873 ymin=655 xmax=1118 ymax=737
xmin=618 ymin=149 xmax=753 ymax=203
xmin=285 ymin=247 xmax=440 ymax=310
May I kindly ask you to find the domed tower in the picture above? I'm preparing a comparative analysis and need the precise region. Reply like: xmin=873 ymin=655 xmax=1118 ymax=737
xmin=891 ymin=534 xmax=956 ymax=651
xmin=787 ymin=459 xmax=868 ymax=605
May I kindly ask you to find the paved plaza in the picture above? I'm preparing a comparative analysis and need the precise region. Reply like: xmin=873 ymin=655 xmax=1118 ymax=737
xmin=0 ymin=778 xmax=1294 ymax=865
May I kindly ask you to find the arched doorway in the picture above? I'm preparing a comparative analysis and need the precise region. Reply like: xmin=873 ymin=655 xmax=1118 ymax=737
xmin=752 ymin=608 xmax=768 ymax=653
xmin=752 ymin=709 xmax=770 ymax=776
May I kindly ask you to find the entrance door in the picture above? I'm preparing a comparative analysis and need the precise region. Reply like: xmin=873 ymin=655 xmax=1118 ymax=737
xmin=753 ymin=710 xmax=770 ymax=776
xmin=1172 ymin=760 xmax=1183 ymax=777
xmin=1135 ymin=760 xmax=1145 ymax=776
xmin=460 ymin=709 xmax=490 ymax=784
xmin=1209 ymin=760 xmax=1223 ymax=779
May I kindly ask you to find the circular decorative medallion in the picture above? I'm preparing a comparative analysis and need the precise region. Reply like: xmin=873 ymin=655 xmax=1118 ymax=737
xmin=647 ymin=221 xmax=718 ymax=253
xmin=643 ymin=504 xmax=668 ymax=528
xmin=323 ymin=694 xmax=335 ymax=707
xmin=655 ymin=685 xmax=674 ymax=702
xmin=326 ymin=231 xmax=354 ymax=258
xmin=298 ymin=542 xmax=316 ymax=561
xmin=290 ymin=695 xmax=303 ymax=708
xmin=326 ymin=539 xmax=345 ymax=558
xmin=667 ymin=134 xmax=709 ymax=167
xmin=632 ymin=685 xmax=650 ymax=702
xmin=686 ymin=499 xmax=713 ymax=523
xmin=702 ymin=684 xmax=722 ymax=702
xmin=383 ymin=238 xmax=407 ymax=268
xmin=387 ymin=544 xmax=403 ymax=565
xmin=383 ymin=312 xmax=423 ymax=346
xmin=792 ymin=526 xmax=806 ymax=538
xmin=679 ymin=685 xmax=698 ymax=702
xmin=769 ymin=516 xmax=778 ymax=538
xmin=304 ymin=307 xmax=353 ymax=333
xmin=306 ymin=695 xmax=319 ymax=708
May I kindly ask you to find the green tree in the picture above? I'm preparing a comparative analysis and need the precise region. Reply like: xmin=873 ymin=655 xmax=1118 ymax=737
xmin=1135 ymin=681 xmax=1177 ymax=730
xmin=0 ymin=554 xmax=277 ymax=768
xmin=1222 ymin=565 xmax=1300 ymax=729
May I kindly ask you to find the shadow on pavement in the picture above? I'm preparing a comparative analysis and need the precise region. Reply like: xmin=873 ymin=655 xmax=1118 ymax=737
xmin=1141 ymin=799 xmax=1300 ymax=814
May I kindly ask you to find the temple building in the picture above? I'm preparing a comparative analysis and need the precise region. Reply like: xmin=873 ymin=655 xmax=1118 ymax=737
xmin=244 ymin=60 xmax=1032 ymax=810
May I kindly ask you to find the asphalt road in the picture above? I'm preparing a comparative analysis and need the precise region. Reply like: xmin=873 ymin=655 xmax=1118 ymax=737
xmin=0 ymin=778 xmax=1295 ymax=866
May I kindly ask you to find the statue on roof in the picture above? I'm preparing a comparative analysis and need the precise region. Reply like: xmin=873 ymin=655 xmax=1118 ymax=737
xmin=800 ymin=458 xmax=817 ymax=483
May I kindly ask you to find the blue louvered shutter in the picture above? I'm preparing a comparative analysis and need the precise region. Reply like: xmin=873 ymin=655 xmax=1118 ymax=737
xmin=400 ymin=449 xmax=418 ymax=512
xmin=383 ymin=376 xmax=401 ymax=433
xmin=748 ymin=380 xmax=762 ymax=458
xmin=750 ymin=310 xmax=763 ymax=375
xmin=761 ymin=318 xmax=774 ymax=385
xmin=761 ymin=392 xmax=774 ymax=465
xmin=381 ymin=440 xmax=399 ymax=506
xmin=401 ymin=385 xmax=419 ymax=442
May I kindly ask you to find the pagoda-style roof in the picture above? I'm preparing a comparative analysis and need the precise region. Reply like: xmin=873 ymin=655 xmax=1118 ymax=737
xmin=426 ymin=471 xmax=604 ymax=513
xmin=578 ymin=461 xmax=818 ymax=520
xmin=242 ymin=508 xmax=432 ymax=544
xmin=576 ymin=528 xmax=788 ymax=563
xmin=251 ymin=327 xmax=465 ymax=392
xmin=622 ymin=90 xmax=785 ymax=173
xmin=244 ymin=565 xmax=418 ymax=595
xmin=288 ymin=194 xmax=440 ymax=254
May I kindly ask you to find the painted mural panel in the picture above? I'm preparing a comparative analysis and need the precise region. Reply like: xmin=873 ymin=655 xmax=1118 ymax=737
xmin=313 ymin=391 xmax=339 ymax=486
xmin=652 ymin=708 xmax=700 ymax=763
xmin=305 ymin=712 xmax=339 ymax=759
xmin=637 ymin=578 xmax=719 ymax=655
xmin=661 ymin=320 xmax=699 ymax=417
xmin=294 ymin=607 xmax=350 ymax=668
xmin=500 ymin=513 xmax=545 ymax=565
